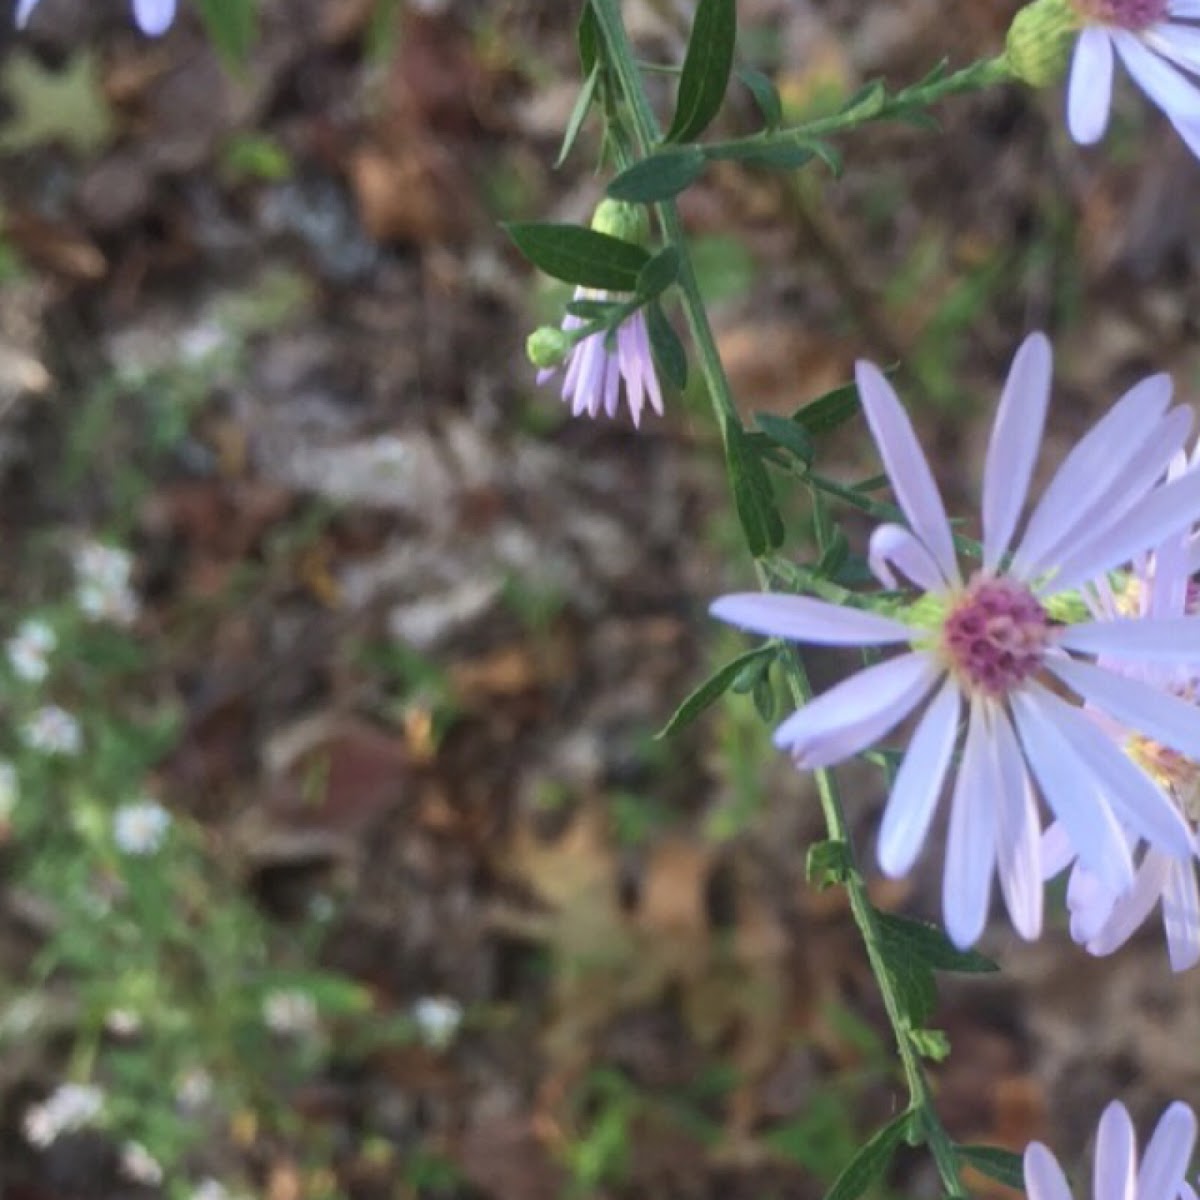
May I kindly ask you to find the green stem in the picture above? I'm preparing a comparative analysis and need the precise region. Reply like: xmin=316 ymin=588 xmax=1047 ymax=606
xmin=589 ymin=2 xmax=973 ymax=1193
xmin=703 ymin=56 xmax=1014 ymax=159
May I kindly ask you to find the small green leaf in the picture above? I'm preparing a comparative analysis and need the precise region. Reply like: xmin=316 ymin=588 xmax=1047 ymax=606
xmin=793 ymin=381 xmax=861 ymax=435
xmin=655 ymin=645 xmax=777 ymax=739
xmin=557 ymin=64 xmax=600 ymax=168
xmin=957 ymin=1145 xmax=1026 ymax=1191
xmin=752 ymin=674 xmax=776 ymax=721
xmin=840 ymin=78 xmax=887 ymax=121
xmin=806 ymin=140 xmax=844 ymax=176
xmin=876 ymin=913 xmax=999 ymax=975
xmin=824 ymin=1112 xmax=913 ymax=1200
xmin=636 ymin=246 xmax=681 ymax=301
xmin=566 ymin=299 xmax=627 ymax=321
xmin=907 ymin=1028 xmax=951 ymax=1062
xmin=195 ymin=0 xmax=257 ymax=65
xmin=731 ymin=652 xmax=773 ymax=694
xmin=506 ymin=223 xmax=649 ymax=291
xmin=816 ymin=526 xmax=850 ymax=577
xmin=666 ymin=0 xmax=737 ymax=143
xmin=607 ymin=149 xmax=707 ymax=203
xmin=578 ymin=2 xmax=601 ymax=73
xmin=724 ymin=422 xmax=785 ymax=557
xmin=647 ymin=302 xmax=688 ymax=389
xmin=806 ymin=839 xmax=852 ymax=889
xmin=704 ymin=139 xmax=816 ymax=169
xmin=737 ymin=65 xmax=782 ymax=129
xmin=755 ymin=413 xmax=814 ymax=465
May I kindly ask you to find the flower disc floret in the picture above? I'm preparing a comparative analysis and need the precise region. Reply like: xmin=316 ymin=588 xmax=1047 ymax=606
xmin=941 ymin=575 xmax=1051 ymax=697
xmin=1074 ymin=0 xmax=1169 ymax=28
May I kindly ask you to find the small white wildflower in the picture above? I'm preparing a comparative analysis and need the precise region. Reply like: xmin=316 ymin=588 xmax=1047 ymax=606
xmin=23 ymin=1083 xmax=104 ymax=1147
xmin=113 ymin=800 xmax=171 ymax=855
xmin=21 ymin=706 xmax=82 ymax=756
xmin=120 ymin=1140 xmax=163 ymax=1186
xmin=74 ymin=541 xmax=139 ymax=626
xmin=6 ymin=619 xmax=56 ymax=683
xmin=262 ymin=989 xmax=318 ymax=1036
xmin=105 ymin=1008 xmax=142 ymax=1037
xmin=411 ymin=996 xmax=463 ymax=1050
xmin=175 ymin=1067 xmax=214 ymax=1111
xmin=0 ymin=760 xmax=18 ymax=822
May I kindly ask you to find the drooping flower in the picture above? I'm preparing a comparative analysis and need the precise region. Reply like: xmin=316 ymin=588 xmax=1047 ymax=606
xmin=531 ymin=199 xmax=664 ymax=428
xmin=1044 ymin=460 xmax=1200 ymax=970
xmin=712 ymin=332 xmax=1200 ymax=948
xmin=16 ymin=0 xmax=176 ymax=35
xmin=1063 ymin=0 xmax=1200 ymax=157
xmin=1024 ymin=1100 xmax=1197 ymax=1200
xmin=113 ymin=799 xmax=171 ymax=856
xmin=6 ymin=618 xmax=56 ymax=683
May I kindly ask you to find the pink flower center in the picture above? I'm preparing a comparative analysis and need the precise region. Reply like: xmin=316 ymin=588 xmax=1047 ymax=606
xmin=941 ymin=575 xmax=1050 ymax=698
xmin=1073 ymin=0 xmax=1167 ymax=29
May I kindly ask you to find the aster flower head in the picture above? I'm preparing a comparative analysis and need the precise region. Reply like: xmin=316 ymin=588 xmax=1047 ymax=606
xmin=712 ymin=332 xmax=1200 ymax=948
xmin=1045 ymin=464 xmax=1200 ymax=971
xmin=1025 ymin=1100 xmax=1198 ymax=1200
xmin=532 ymin=200 xmax=664 ymax=428
xmin=1059 ymin=0 xmax=1200 ymax=158
xmin=16 ymin=0 xmax=176 ymax=35
xmin=22 ymin=1083 xmax=104 ymax=1148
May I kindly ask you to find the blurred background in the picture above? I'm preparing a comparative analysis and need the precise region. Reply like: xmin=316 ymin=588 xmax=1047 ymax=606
xmin=0 ymin=0 xmax=1198 ymax=1197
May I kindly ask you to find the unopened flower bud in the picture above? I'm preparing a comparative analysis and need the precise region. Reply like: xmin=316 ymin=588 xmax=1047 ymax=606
xmin=589 ymin=198 xmax=650 ymax=246
xmin=526 ymin=326 xmax=573 ymax=369
xmin=1006 ymin=0 xmax=1081 ymax=87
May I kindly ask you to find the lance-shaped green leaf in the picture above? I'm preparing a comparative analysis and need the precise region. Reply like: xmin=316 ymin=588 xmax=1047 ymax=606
xmin=724 ymin=421 xmax=785 ymax=556
xmin=647 ymin=302 xmax=688 ymax=389
xmin=505 ymin=223 xmax=650 ymax=291
xmin=876 ymin=912 xmax=998 ymax=1027
xmin=636 ymin=246 xmax=681 ymax=301
xmin=578 ymin=2 xmax=601 ymax=73
xmin=557 ymin=64 xmax=600 ymax=168
xmin=608 ymin=148 xmax=707 ymax=203
xmin=876 ymin=913 xmax=999 ymax=975
xmin=737 ymin=65 xmax=782 ymax=130
xmin=824 ymin=1111 xmax=914 ymax=1200
xmin=666 ymin=0 xmax=737 ymax=143
xmin=956 ymin=1145 xmax=1026 ymax=1191
xmin=705 ymin=140 xmax=817 ymax=169
xmin=655 ymin=644 xmax=777 ymax=738
xmin=755 ymin=412 xmax=814 ymax=465
xmin=793 ymin=381 xmax=861 ymax=435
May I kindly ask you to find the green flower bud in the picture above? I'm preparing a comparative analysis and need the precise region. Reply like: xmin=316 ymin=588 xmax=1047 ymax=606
xmin=526 ymin=326 xmax=573 ymax=369
xmin=1005 ymin=0 xmax=1082 ymax=88
xmin=589 ymin=198 xmax=650 ymax=247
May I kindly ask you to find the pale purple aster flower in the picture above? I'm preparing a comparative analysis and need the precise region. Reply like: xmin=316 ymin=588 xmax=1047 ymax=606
xmin=16 ymin=0 xmax=176 ymax=35
xmin=1024 ymin=1100 xmax=1197 ymax=1200
xmin=537 ymin=290 xmax=663 ymax=428
xmin=712 ymin=332 xmax=1200 ymax=948
xmin=1067 ymin=0 xmax=1200 ymax=157
xmin=1044 ymin=454 xmax=1200 ymax=970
